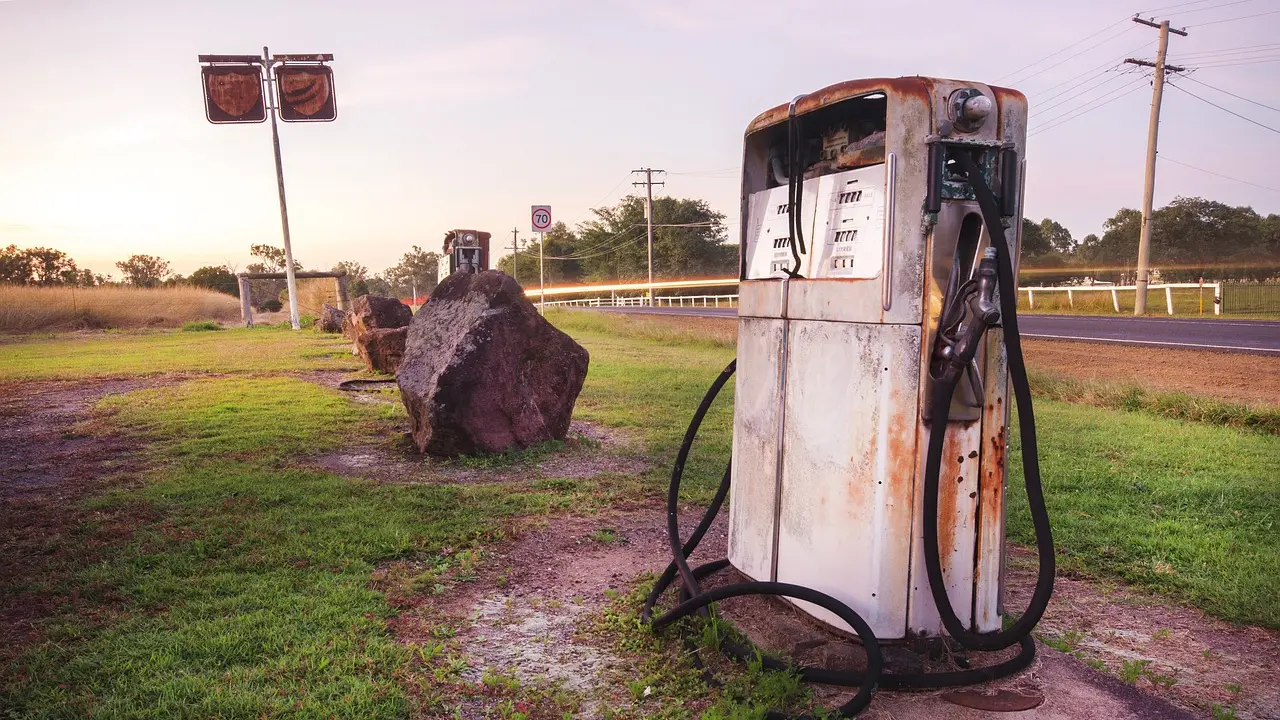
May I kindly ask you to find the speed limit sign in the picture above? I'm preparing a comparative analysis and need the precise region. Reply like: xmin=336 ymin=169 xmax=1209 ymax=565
xmin=531 ymin=205 xmax=552 ymax=233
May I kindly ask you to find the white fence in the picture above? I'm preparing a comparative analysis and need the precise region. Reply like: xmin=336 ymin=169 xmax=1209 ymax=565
xmin=530 ymin=278 xmax=1225 ymax=316
xmin=1022 ymin=282 xmax=1221 ymax=315
xmin=542 ymin=294 xmax=739 ymax=309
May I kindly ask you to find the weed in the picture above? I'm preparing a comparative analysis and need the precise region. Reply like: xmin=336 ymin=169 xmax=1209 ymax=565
xmin=1119 ymin=659 xmax=1151 ymax=685
xmin=1212 ymin=704 xmax=1239 ymax=719
xmin=181 ymin=320 xmax=223 ymax=332
xmin=1152 ymin=628 xmax=1172 ymax=640
xmin=1225 ymin=683 xmax=1242 ymax=694
xmin=592 ymin=527 xmax=622 ymax=545
xmin=1042 ymin=629 xmax=1085 ymax=652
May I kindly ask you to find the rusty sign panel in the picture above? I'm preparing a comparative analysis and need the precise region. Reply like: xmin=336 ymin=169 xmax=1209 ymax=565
xmin=202 ymin=66 xmax=266 ymax=124
xmin=276 ymin=65 xmax=337 ymax=122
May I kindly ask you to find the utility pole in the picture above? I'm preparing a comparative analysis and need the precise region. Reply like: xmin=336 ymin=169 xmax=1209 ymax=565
xmin=632 ymin=168 xmax=665 ymax=306
xmin=1125 ymin=16 xmax=1186 ymax=315
xmin=511 ymin=227 xmax=520 ymax=286
xmin=262 ymin=46 xmax=302 ymax=330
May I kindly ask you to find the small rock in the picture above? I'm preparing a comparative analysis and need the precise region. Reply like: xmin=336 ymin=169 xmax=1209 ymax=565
xmin=357 ymin=327 xmax=408 ymax=374
xmin=317 ymin=303 xmax=346 ymax=333
xmin=342 ymin=295 xmax=413 ymax=353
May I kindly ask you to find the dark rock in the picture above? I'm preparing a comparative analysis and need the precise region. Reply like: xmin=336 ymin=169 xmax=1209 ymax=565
xmin=357 ymin=327 xmax=408 ymax=374
xmin=397 ymin=270 xmax=589 ymax=457
xmin=343 ymin=295 xmax=412 ymax=355
xmin=317 ymin=303 xmax=347 ymax=333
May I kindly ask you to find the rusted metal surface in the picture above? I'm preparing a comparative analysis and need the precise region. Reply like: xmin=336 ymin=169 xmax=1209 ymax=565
xmin=202 ymin=66 xmax=265 ymax=124
xmin=727 ymin=318 xmax=786 ymax=583
xmin=974 ymin=331 xmax=1010 ymax=632
xmin=942 ymin=689 xmax=1046 ymax=711
xmin=775 ymin=321 xmax=922 ymax=638
xmin=744 ymin=77 xmax=934 ymax=137
xmin=276 ymin=65 xmax=336 ymax=122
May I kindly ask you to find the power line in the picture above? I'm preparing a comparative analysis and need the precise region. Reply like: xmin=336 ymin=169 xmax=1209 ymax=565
xmin=1168 ymin=0 xmax=1265 ymax=16
xmin=996 ymin=17 xmax=1132 ymax=82
xmin=1187 ymin=8 xmax=1280 ymax=25
xmin=1169 ymin=82 xmax=1280 ymax=134
xmin=1180 ymin=75 xmax=1280 ymax=112
xmin=1029 ymin=39 xmax=1156 ymax=97
xmin=1031 ymin=68 xmax=1134 ymax=117
xmin=1193 ymin=55 xmax=1280 ymax=68
xmin=1029 ymin=75 xmax=1150 ymax=134
xmin=1159 ymin=155 xmax=1280 ymax=193
xmin=1008 ymin=24 xmax=1139 ymax=85
xmin=1173 ymin=42 xmax=1280 ymax=58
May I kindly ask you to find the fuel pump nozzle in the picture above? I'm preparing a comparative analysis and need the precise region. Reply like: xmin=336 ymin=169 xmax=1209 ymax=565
xmin=938 ymin=247 xmax=1001 ymax=382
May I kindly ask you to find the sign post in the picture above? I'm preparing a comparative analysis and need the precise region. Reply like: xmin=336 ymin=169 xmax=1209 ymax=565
xmin=531 ymin=206 xmax=552 ymax=315
xmin=198 ymin=49 xmax=337 ymax=330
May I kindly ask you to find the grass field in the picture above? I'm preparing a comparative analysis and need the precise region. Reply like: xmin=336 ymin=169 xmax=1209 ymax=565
xmin=0 ymin=285 xmax=242 ymax=333
xmin=1 ymin=317 xmax=1277 ymax=717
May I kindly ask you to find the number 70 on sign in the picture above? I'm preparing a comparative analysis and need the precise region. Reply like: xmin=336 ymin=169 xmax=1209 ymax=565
xmin=531 ymin=206 xmax=552 ymax=233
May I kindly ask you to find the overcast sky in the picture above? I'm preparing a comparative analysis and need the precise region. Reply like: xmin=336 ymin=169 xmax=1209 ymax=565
xmin=1 ymin=0 xmax=1277 ymax=277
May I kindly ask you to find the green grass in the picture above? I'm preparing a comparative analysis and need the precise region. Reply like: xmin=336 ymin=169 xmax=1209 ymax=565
xmin=180 ymin=320 xmax=223 ymax=332
xmin=2 ymin=315 xmax=1277 ymax=717
xmin=0 ymin=325 xmax=361 ymax=380
xmin=1006 ymin=400 xmax=1280 ymax=627
xmin=1 ymin=378 xmax=594 ymax=718
xmin=1028 ymin=369 xmax=1280 ymax=435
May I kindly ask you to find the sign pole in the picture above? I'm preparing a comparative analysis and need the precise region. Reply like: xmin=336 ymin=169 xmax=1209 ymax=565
xmin=262 ymin=46 xmax=301 ymax=330
xmin=539 ymin=232 xmax=545 ymax=316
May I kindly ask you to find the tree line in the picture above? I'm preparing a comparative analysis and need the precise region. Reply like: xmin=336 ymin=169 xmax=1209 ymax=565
xmin=4 ymin=194 xmax=1274 ymax=302
xmin=496 ymin=196 xmax=736 ymax=285
xmin=1020 ymin=196 xmax=1279 ymax=285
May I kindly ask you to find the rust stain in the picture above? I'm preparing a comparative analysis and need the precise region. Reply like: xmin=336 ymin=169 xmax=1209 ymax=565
xmin=745 ymin=76 xmax=934 ymax=137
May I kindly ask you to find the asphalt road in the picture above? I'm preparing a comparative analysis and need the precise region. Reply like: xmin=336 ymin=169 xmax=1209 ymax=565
xmin=593 ymin=306 xmax=1280 ymax=355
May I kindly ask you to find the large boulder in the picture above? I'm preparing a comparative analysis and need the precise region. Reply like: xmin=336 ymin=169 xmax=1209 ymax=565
xmin=356 ymin=327 xmax=408 ymax=374
xmin=342 ymin=295 xmax=412 ymax=354
xmin=317 ymin=303 xmax=347 ymax=333
xmin=397 ymin=270 xmax=589 ymax=457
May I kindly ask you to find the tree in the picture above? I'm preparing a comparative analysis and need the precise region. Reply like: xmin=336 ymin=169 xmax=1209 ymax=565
xmin=332 ymin=261 xmax=369 ymax=296
xmin=0 ymin=244 xmax=32 ymax=284
xmin=1038 ymin=218 xmax=1076 ymax=255
xmin=115 ymin=254 xmax=172 ymax=288
xmin=573 ymin=195 xmax=735 ymax=282
xmin=496 ymin=222 xmax=580 ymax=286
xmin=26 ymin=248 xmax=80 ymax=286
xmin=1020 ymin=219 xmax=1050 ymax=256
xmin=189 ymin=265 xmax=240 ymax=296
xmin=381 ymin=246 xmax=440 ymax=298
xmin=248 ymin=243 xmax=302 ymax=273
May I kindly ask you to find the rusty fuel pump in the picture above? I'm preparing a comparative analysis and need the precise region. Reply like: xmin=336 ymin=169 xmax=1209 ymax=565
xmin=643 ymin=77 xmax=1054 ymax=717
xmin=439 ymin=229 xmax=492 ymax=285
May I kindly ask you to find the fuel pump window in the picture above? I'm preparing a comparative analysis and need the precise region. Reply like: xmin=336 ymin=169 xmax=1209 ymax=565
xmin=742 ymin=92 xmax=888 ymax=280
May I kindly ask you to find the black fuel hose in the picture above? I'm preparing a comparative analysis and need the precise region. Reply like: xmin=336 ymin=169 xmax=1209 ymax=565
xmin=641 ymin=156 xmax=1053 ymax=717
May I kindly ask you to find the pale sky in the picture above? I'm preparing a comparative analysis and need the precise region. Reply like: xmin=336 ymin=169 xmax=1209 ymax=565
xmin=1 ymin=0 xmax=1277 ymax=278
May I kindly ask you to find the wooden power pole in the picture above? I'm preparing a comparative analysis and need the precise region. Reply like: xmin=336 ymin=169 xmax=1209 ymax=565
xmin=632 ymin=168 xmax=665 ymax=306
xmin=1126 ymin=16 xmax=1186 ymax=314
xmin=511 ymin=227 xmax=520 ymax=286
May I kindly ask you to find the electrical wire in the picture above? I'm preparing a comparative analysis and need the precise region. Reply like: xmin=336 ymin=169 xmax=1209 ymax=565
xmin=1179 ymin=75 xmax=1280 ymax=112
xmin=1186 ymin=8 xmax=1280 ymax=25
xmin=996 ymin=16 xmax=1132 ymax=83
xmin=1007 ymin=24 xmax=1139 ymax=86
xmin=1193 ymin=55 xmax=1280 ymax=68
xmin=1159 ymin=155 xmax=1280 ymax=193
xmin=1172 ymin=42 xmax=1280 ymax=59
xmin=1167 ymin=0 xmax=1265 ymax=16
xmin=1028 ymin=39 xmax=1155 ymax=97
xmin=1030 ymin=68 xmax=1132 ymax=117
xmin=1169 ymin=82 xmax=1280 ymax=134
xmin=1029 ymin=75 xmax=1150 ymax=135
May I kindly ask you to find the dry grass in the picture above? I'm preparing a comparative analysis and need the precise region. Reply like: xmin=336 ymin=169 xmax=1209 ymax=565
xmin=0 ymin=285 xmax=241 ymax=333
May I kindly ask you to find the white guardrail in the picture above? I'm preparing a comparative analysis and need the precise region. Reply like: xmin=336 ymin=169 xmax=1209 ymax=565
xmin=1022 ymin=282 xmax=1221 ymax=315
xmin=529 ymin=278 xmax=1223 ymax=316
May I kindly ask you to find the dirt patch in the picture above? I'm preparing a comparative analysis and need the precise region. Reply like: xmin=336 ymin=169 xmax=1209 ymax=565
xmin=0 ymin=377 xmax=178 ymax=664
xmin=377 ymin=502 xmax=1275 ymax=718
xmin=1023 ymin=339 xmax=1280 ymax=407
xmin=313 ymin=420 xmax=648 ymax=485
xmin=1006 ymin=547 xmax=1280 ymax=719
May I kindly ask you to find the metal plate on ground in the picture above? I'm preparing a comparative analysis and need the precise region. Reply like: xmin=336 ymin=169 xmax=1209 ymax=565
xmin=941 ymin=689 xmax=1045 ymax=712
